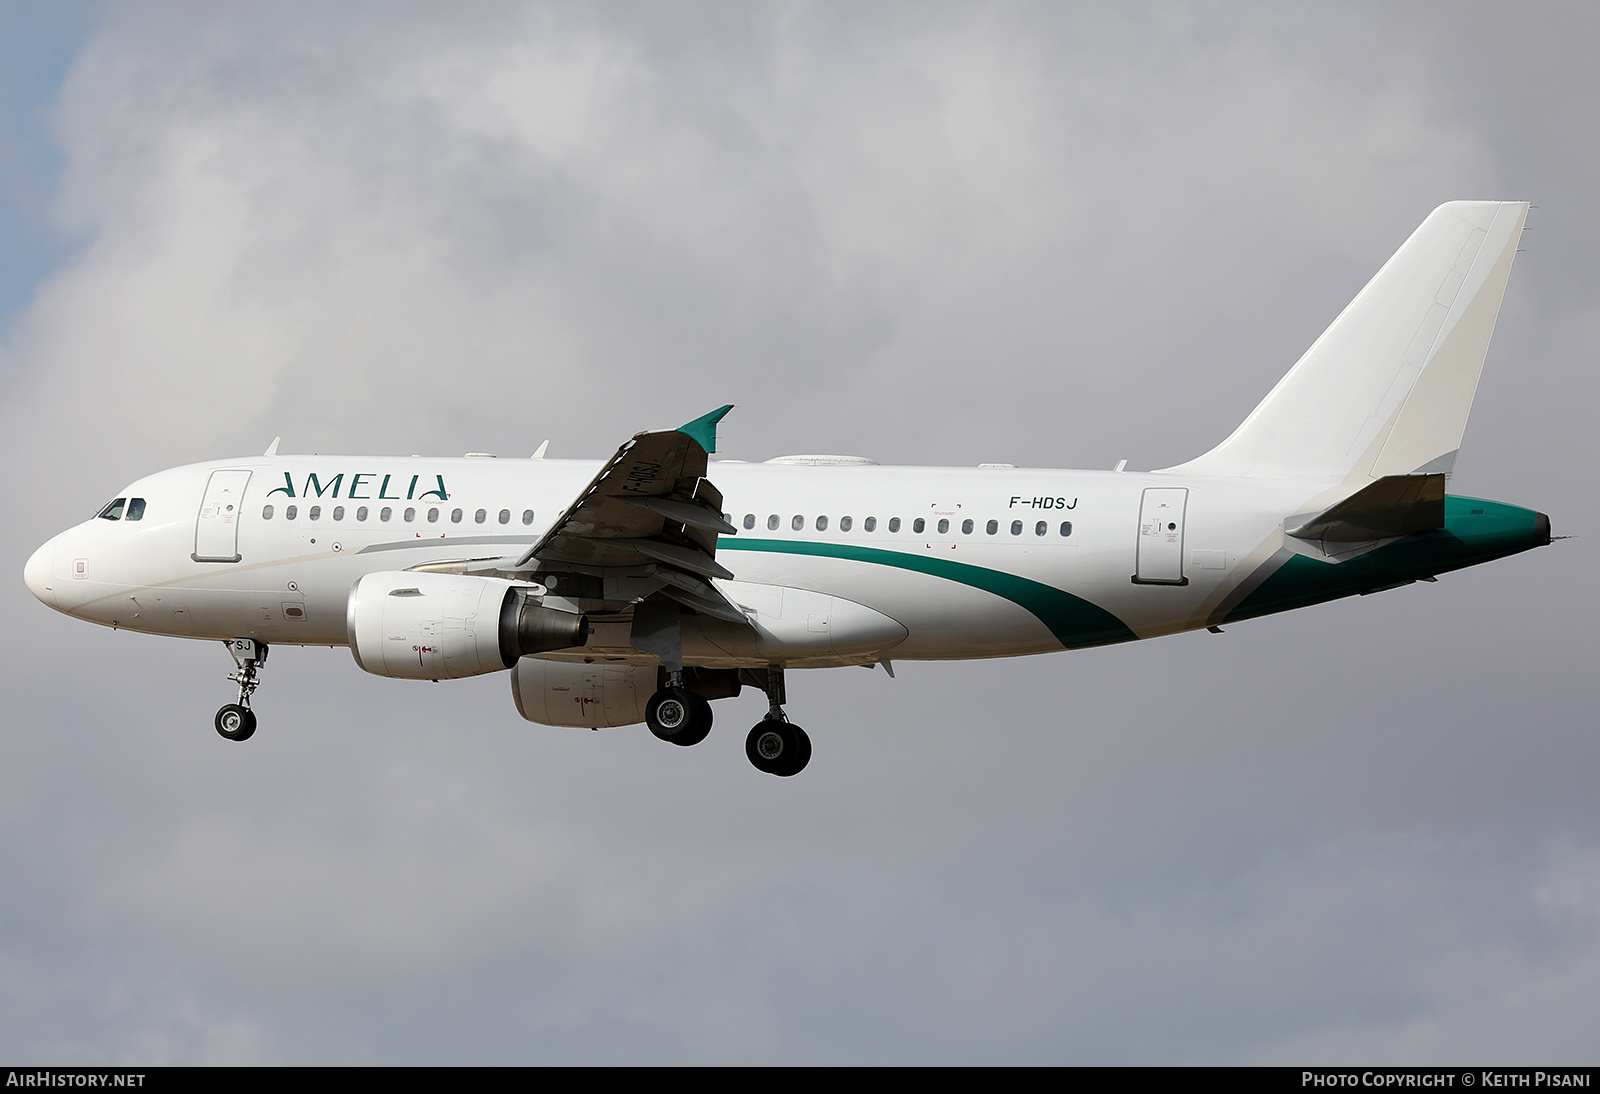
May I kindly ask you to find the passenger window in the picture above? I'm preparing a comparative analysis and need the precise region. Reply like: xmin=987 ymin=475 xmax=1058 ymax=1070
xmin=792 ymin=515 xmax=804 ymax=531
xmin=889 ymin=517 xmax=901 ymax=532
xmin=768 ymin=514 xmax=780 ymax=531
xmin=864 ymin=516 xmax=877 ymax=532
xmin=1059 ymin=521 xmax=1073 ymax=537
xmin=451 ymin=508 xmax=462 ymax=523
xmin=427 ymin=507 xmax=439 ymax=523
xmin=356 ymin=506 xmax=368 ymax=521
xmin=912 ymin=518 xmax=925 ymax=534
xmin=286 ymin=505 xmax=298 ymax=520
xmin=332 ymin=506 xmax=345 ymax=521
xmin=937 ymin=518 xmax=949 ymax=534
xmin=499 ymin=509 xmax=511 ymax=525
xmin=127 ymin=498 xmax=146 ymax=521
xmin=380 ymin=507 xmax=392 ymax=522
xmin=309 ymin=505 xmax=321 ymax=520
xmin=97 ymin=498 xmax=126 ymax=521
xmin=404 ymin=507 xmax=416 ymax=522
xmin=475 ymin=509 xmax=486 ymax=524
xmin=986 ymin=520 xmax=997 ymax=535
xmin=522 ymin=510 xmax=535 ymax=525
xmin=816 ymin=515 xmax=828 ymax=531
xmin=1035 ymin=521 xmax=1047 ymax=536
xmin=1011 ymin=520 xmax=1022 ymax=535
xmin=840 ymin=516 xmax=852 ymax=532
xmin=961 ymin=519 xmax=973 ymax=534
xmin=262 ymin=505 xmax=274 ymax=520
xmin=743 ymin=514 xmax=756 ymax=530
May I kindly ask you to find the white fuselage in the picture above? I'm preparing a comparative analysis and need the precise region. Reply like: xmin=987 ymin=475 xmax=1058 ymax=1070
xmin=25 ymin=454 xmax=1331 ymax=667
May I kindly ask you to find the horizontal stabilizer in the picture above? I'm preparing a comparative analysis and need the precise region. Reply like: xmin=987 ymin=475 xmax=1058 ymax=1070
xmin=1286 ymin=474 xmax=1445 ymax=543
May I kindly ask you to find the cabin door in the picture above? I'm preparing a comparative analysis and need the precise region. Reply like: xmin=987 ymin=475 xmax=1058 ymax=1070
xmin=194 ymin=470 xmax=252 ymax=562
xmin=1134 ymin=487 xmax=1188 ymax=585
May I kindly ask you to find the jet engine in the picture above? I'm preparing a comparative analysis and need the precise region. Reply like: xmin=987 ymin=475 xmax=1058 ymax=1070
xmin=510 ymin=658 xmax=654 ymax=728
xmin=347 ymin=571 xmax=588 ymax=680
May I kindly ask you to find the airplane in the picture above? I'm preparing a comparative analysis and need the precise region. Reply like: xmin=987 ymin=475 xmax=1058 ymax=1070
xmin=23 ymin=201 xmax=1553 ymax=776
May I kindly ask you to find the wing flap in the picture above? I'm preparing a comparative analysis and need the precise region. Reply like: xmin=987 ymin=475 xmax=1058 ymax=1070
xmin=630 ymin=495 xmax=735 ymax=536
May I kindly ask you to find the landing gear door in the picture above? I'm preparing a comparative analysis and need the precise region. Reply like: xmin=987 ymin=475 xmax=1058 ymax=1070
xmin=194 ymin=470 xmax=252 ymax=563
xmin=1133 ymin=487 xmax=1189 ymax=586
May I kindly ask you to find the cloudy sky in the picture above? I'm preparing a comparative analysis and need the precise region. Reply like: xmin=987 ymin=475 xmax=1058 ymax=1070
xmin=2 ymin=0 xmax=1596 ymax=1064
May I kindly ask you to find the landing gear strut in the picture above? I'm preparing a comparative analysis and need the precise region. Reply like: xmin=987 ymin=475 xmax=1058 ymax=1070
xmin=636 ymin=599 xmax=712 ymax=747
xmin=645 ymin=671 xmax=713 ymax=747
xmin=745 ymin=667 xmax=810 ymax=777
xmin=216 ymin=638 xmax=267 ymax=742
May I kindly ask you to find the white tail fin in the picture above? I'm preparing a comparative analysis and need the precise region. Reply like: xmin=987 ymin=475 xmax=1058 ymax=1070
xmin=1162 ymin=201 xmax=1529 ymax=481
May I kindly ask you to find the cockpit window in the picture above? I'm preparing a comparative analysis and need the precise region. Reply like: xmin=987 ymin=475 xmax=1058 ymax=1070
xmin=126 ymin=498 xmax=146 ymax=521
xmin=97 ymin=498 xmax=126 ymax=521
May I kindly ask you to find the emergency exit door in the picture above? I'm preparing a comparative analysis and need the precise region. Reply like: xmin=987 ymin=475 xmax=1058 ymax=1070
xmin=1133 ymin=487 xmax=1188 ymax=585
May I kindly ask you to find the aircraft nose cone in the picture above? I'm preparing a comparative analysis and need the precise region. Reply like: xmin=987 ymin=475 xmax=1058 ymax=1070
xmin=24 ymin=541 xmax=56 ymax=608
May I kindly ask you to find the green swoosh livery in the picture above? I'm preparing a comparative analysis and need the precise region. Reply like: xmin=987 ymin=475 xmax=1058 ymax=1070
xmin=722 ymin=538 xmax=1138 ymax=648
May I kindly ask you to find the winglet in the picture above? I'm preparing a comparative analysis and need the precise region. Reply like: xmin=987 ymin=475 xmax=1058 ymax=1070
xmin=264 ymin=437 xmax=281 ymax=457
xmin=677 ymin=404 xmax=734 ymax=454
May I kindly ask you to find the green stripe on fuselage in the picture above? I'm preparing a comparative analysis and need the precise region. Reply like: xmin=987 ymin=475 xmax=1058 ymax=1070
xmin=720 ymin=539 xmax=1137 ymax=649
xmin=1224 ymin=495 xmax=1547 ymax=624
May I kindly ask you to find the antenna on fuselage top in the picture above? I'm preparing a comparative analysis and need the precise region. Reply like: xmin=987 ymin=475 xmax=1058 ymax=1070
xmin=531 ymin=440 xmax=550 ymax=459
xmin=264 ymin=437 xmax=281 ymax=457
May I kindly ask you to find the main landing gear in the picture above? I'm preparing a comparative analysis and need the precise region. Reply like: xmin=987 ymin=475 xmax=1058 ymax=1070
xmin=745 ymin=667 xmax=810 ymax=778
xmin=215 ymin=638 xmax=267 ymax=742
xmin=645 ymin=673 xmax=713 ymax=747
xmin=643 ymin=666 xmax=811 ymax=776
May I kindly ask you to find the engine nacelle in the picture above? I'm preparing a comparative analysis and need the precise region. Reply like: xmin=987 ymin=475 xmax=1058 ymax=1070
xmin=348 ymin=571 xmax=588 ymax=680
xmin=510 ymin=658 xmax=654 ymax=728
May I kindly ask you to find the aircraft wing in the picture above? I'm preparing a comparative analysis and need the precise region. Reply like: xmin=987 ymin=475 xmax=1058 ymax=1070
xmin=508 ymin=406 xmax=747 ymax=622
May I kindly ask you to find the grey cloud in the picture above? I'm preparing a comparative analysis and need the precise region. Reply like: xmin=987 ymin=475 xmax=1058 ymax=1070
xmin=2 ymin=0 xmax=1595 ymax=1064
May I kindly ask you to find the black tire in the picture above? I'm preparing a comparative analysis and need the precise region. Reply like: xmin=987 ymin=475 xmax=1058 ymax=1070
xmin=646 ymin=686 xmax=699 ymax=743
xmin=215 ymin=704 xmax=256 ymax=742
xmin=670 ymin=695 xmax=713 ymax=747
xmin=746 ymin=719 xmax=809 ymax=775
xmin=778 ymin=724 xmax=811 ymax=777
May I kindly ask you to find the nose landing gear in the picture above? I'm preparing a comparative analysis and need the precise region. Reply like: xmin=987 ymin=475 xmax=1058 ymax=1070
xmin=215 ymin=703 xmax=256 ymax=741
xmin=216 ymin=638 xmax=267 ymax=742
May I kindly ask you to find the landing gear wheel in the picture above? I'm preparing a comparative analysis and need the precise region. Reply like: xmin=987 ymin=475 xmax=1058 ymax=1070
xmin=215 ymin=703 xmax=257 ymax=742
xmin=646 ymin=687 xmax=711 ymax=745
xmin=746 ymin=720 xmax=810 ymax=777
xmin=672 ymin=695 xmax=713 ymax=747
